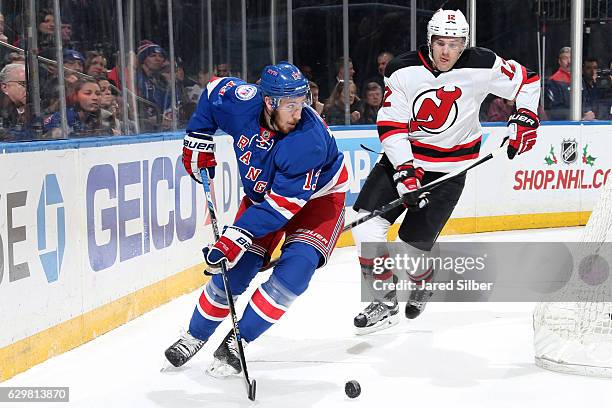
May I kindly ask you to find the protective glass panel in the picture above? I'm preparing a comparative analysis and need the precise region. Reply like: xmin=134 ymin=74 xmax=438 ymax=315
xmin=583 ymin=1 xmax=612 ymax=121
xmin=292 ymin=0 xmax=344 ymax=124
xmin=348 ymin=0 xmax=415 ymax=125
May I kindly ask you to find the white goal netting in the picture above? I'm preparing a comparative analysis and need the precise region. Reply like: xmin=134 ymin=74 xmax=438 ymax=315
xmin=533 ymin=179 xmax=612 ymax=377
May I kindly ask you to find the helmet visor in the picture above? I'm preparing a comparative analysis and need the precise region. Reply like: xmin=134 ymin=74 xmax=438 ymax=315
xmin=273 ymin=92 xmax=312 ymax=112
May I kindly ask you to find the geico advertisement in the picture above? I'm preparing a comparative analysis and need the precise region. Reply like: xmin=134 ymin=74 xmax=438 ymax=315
xmin=0 ymin=133 xmax=382 ymax=345
xmin=0 ymin=141 xmax=210 ymax=346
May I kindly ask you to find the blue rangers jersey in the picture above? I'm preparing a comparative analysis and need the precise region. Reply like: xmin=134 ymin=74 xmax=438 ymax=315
xmin=186 ymin=77 xmax=348 ymax=238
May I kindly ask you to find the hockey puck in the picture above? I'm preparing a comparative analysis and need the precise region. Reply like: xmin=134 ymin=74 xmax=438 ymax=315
xmin=345 ymin=380 xmax=361 ymax=398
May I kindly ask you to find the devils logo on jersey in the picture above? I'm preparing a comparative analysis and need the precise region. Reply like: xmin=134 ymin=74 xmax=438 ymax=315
xmin=409 ymin=86 xmax=462 ymax=134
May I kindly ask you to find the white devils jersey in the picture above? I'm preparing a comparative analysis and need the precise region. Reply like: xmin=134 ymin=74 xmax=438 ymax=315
xmin=377 ymin=45 xmax=540 ymax=173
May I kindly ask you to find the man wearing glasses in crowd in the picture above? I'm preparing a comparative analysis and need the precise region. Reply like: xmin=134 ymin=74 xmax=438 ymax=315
xmin=0 ymin=63 xmax=29 ymax=140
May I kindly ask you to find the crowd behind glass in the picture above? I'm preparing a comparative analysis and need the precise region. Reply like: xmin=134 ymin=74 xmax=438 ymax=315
xmin=1 ymin=0 xmax=611 ymax=142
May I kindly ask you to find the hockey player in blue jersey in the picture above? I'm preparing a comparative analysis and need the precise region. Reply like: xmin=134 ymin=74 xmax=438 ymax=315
xmin=164 ymin=62 xmax=348 ymax=376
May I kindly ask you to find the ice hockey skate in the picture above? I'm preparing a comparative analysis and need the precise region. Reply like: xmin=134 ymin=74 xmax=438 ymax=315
xmin=354 ymin=300 xmax=400 ymax=335
xmin=405 ymin=287 xmax=434 ymax=319
xmin=164 ymin=331 xmax=207 ymax=368
xmin=207 ymin=331 xmax=246 ymax=378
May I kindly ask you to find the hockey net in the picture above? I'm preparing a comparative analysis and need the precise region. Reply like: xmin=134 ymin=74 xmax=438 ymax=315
xmin=533 ymin=178 xmax=612 ymax=377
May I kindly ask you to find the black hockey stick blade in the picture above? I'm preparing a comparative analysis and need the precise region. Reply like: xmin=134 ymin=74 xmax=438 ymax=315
xmin=259 ymin=142 xmax=508 ymax=272
xmin=248 ymin=379 xmax=257 ymax=401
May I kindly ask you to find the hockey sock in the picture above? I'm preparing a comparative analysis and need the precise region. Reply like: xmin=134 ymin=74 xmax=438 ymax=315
xmin=238 ymin=243 xmax=320 ymax=342
xmin=360 ymin=254 xmax=398 ymax=306
xmin=188 ymin=251 xmax=263 ymax=340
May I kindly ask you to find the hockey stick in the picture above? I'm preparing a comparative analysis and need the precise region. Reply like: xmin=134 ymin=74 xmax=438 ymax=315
xmin=259 ymin=142 xmax=508 ymax=272
xmin=200 ymin=169 xmax=257 ymax=401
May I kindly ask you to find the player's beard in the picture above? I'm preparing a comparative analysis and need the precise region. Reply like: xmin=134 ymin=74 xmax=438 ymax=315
xmin=262 ymin=106 xmax=279 ymax=133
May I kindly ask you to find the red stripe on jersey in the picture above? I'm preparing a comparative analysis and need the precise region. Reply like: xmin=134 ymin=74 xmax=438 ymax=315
xmin=199 ymin=290 xmax=230 ymax=319
xmin=413 ymin=152 xmax=479 ymax=162
xmin=524 ymin=74 xmax=540 ymax=84
xmin=418 ymin=50 xmax=433 ymax=72
xmin=513 ymin=65 xmax=529 ymax=97
xmin=379 ymin=128 xmax=408 ymax=142
xmin=377 ymin=121 xmax=408 ymax=128
xmin=411 ymin=136 xmax=481 ymax=153
xmin=252 ymin=288 xmax=285 ymax=321
xmin=267 ymin=192 xmax=303 ymax=215
xmin=336 ymin=165 xmax=349 ymax=186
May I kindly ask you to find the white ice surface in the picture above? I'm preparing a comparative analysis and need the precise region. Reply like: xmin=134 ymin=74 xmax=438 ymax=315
xmin=5 ymin=226 xmax=612 ymax=408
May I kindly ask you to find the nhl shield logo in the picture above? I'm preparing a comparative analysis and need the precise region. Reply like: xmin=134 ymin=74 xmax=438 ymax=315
xmin=561 ymin=139 xmax=577 ymax=164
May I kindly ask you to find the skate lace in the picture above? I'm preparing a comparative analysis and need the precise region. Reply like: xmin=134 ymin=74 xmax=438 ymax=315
xmin=176 ymin=332 xmax=204 ymax=356
xmin=364 ymin=301 xmax=388 ymax=320
xmin=408 ymin=289 xmax=433 ymax=304
xmin=225 ymin=334 xmax=241 ymax=358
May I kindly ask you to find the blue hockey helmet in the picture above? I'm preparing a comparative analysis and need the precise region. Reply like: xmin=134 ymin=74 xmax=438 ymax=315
xmin=260 ymin=62 xmax=310 ymax=108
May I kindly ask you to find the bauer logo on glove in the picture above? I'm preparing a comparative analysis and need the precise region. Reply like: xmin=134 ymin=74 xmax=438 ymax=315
xmin=506 ymin=108 xmax=539 ymax=159
xmin=182 ymin=132 xmax=218 ymax=183
xmin=393 ymin=163 xmax=429 ymax=211
xmin=202 ymin=226 xmax=253 ymax=272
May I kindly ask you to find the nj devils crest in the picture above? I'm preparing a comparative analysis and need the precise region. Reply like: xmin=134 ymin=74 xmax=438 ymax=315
xmin=409 ymin=86 xmax=462 ymax=134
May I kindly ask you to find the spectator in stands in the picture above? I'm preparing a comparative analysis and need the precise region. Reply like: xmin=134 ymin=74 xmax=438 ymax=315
xmin=37 ymin=9 xmax=55 ymax=49
xmin=107 ymin=51 xmax=138 ymax=91
xmin=335 ymin=56 xmax=355 ymax=82
xmin=299 ymin=64 xmax=314 ymax=81
xmin=365 ymin=51 xmax=394 ymax=91
xmin=360 ymin=81 xmax=382 ymax=124
xmin=186 ymin=69 xmax=210 ymax=103
xmin=85 ymin=51 xmax=108 ymax=78
xmin=98 ymin=77 xmax=121 ymax=133
xmin=4 ymin=52 xmax=25 ymax=65
xmin=486 ymin=97 xmax=515 ymax=122
xmin=308 ymin=81 xmax=324 ymax=116
xmin=61 ymin=20 xmax=74 ymax=47
xmin=582 ymin=57 xmax=601 ymax=120
xmin=160 ymin=58 xmax=191 ymax=128
xmin=597 ymin=59 xmax=612 ymax=120
xmin=214 ymin=62 xmax=231 ymax=77
xmin=0 ymin=63 xmax=30 ymax=140
xmin=545 ymin=47 xmax=596 ymax=120
xmin=44 ymin=77 xmax=116 ymax=138
xmin=135 ymin=40 xmax=174 ymax=131
xmin=321 ymin=56 xmax=356 ymax=102
xmin=63 ymin=49 xmax=85 ymax=84
xmin=322 ymin=80 xmax=363 ymax=125
xmin=544 ymin=47 xmax=571 ymax=120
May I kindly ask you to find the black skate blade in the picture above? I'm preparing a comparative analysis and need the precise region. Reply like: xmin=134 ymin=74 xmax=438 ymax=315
xmin=248 ymin=379 xmax=257 ymax=401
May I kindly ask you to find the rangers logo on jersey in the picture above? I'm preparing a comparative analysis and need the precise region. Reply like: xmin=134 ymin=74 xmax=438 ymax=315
xmin=409 ymin=86 xmax=462 ymax=134
xmin=235 ymin=84 xmax=258 ymax=101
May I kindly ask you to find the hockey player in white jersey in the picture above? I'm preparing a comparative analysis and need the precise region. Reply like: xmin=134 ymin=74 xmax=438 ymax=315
xmin=352 ymin=9 xmax=540 ymax=334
